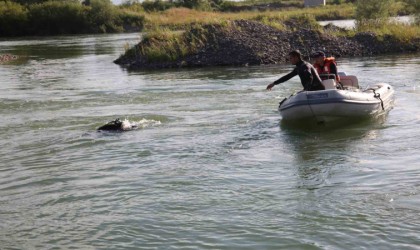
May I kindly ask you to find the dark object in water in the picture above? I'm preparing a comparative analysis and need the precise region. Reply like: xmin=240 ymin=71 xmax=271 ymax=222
xmin=97 ymin=118 xmax=137 ymax=131
xmin=98 ymin=118 xmax=138 ymax=132
xmin=98 ymin=118 xmax=123 ymax=131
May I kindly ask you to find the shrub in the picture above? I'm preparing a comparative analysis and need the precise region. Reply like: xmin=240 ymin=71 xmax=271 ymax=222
xmin=140 ymin=28 xmax=189 ymax=62
xmin=142 ymin=0 xmax=174 ymax=12
xmin=119 ymin=10 xmax=145 ymax=31
xmin=403 ymin=0 xmax=420 ymax=24
xmin=120 ymin=1 xmax=144 ymax=12
xmin=5 ymin=0 xmax=145 ymax=36
xmin=0 ymin=1 xmax=28 ymax=36
xmin=137 ymin=24 xmax=210 ymax=63
xmin=85 ymin=0 xmax=122 ymax=33
xmin=178 ymin=0 xmax=212 ymax=11
xmin=355 ymin=0 xmax=396 ymax=28
xmin=28 ymin=1 xmax=88 ymax=35
xmin=11 ymin=0 xmax=54 ymax=5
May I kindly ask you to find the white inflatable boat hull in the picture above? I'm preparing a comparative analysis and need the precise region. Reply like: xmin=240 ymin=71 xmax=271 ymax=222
xmin=279 ymin=83 xmax=394 ymax=123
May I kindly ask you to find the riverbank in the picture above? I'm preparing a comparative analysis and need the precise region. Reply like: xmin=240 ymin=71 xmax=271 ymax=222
xmin=114 ymin=19 xmax=420 ymax=69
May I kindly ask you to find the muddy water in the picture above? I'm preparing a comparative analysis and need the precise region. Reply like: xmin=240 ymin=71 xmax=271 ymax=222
xmin=1 ymin=34 xmax=419 ymax=249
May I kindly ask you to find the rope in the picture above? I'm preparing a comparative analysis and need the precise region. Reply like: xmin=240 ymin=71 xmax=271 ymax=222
xmin=306 ymin=91 xmax=321 ymax=123
xmin=367 ymin=88 xmax=384 ymax=111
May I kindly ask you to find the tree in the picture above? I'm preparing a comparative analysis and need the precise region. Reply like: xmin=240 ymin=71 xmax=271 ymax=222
xmin=11 ymin=0 xmax=79 ymax=5
xmin=355 ymin=0 xmax=396 ymax=27
xmin=403 ymin=0 xmax=420 ymax=24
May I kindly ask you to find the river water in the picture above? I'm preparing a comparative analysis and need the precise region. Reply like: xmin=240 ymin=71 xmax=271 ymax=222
xmin=319 ymin=16 xmax=414 ymax=29
xmin=1 ymin=34 xmax=419 ymax=249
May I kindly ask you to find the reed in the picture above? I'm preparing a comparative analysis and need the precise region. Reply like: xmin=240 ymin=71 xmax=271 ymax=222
xmin=144 ymin=4 xmax=355 ymax=30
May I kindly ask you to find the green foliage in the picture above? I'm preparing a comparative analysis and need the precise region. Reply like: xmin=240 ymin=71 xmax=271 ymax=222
xmin=120 ymin=1 xmax=144 ymax=12
xmin=11 ymin=0 xmax=66 ymax=5
xmin=403 ymin=0 xmax=420 ymax=12
xmin=119 ymin=10 xmax=145 ymax=30
xmin=142 ymin=0 xmax=174 ymax=12
xmin=28 ymin=1 xmax=89 ymax=35
xmin=356 ymin=22 xmax=420 ymax=42
xmin=141 ymin=0 xmax=227 ymax=12
xmin=85 ymin=0 xmax=121 ymax=33
xmin=0 ymin=0 xmax=145 ymax=36
xmin=253 ymin=15 xmax=286 ymax=30
xmin=332 ymin=0 xmax=343 ymax=4
xmin=0 ymin=1 xmax=28 ymax=36
xmin=355 ymin=0 xmax=396 ymax=28
xmin=178 ymin=0 xmax=212 ymax=11
xmin=137 ymin=24 xmax=209 ymax=63
xmin=403 ymin=0 xmax=420 ymax=23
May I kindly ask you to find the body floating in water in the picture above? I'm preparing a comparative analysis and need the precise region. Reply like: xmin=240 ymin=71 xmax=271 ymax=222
xmin=97 ymin=118 xmax=138 ymax=131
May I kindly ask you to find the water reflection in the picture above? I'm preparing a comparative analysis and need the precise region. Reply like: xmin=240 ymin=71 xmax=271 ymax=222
xmin=281 ymin=117 xmax=387 ymax=189
xmin=128 ymin=64 xmax=289 ymax=81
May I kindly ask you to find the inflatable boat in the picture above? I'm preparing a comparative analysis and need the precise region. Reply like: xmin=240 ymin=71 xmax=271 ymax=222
xmin=279 ymin=74 xmax=394 ymax=123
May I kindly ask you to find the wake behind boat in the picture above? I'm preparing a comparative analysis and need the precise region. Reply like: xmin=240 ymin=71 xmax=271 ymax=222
xmin=279 ymin=73 xmax=395 ymax=124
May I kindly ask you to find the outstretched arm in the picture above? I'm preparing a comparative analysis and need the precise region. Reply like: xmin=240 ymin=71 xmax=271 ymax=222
xmin=266 ymin=69 xmax=297 ymax=90
xmin=329 ymin=63 xmax=338 ymax=80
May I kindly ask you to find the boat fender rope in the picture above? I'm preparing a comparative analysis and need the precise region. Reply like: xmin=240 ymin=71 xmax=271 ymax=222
xmin=305 ymin=91 xmax=318 ymax=122
xmin=371 ymin=89 xmax=385 ymax=111
xmin=279 ymin=98 xmax=287 ymax=107
xmin=279 ymin=92 xmax=297 ymax=108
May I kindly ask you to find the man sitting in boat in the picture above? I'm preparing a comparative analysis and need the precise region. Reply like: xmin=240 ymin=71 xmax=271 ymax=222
xmin=312 ymin=51 xmax=341 ymax=84
xmin=266 ymin=50 xmax=325 ymax=91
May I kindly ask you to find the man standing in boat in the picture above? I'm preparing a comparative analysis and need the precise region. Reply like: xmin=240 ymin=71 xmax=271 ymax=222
xmin=312 ymin=51 xmax=340 ymax=83
xmin=266 ymin=50 xmax=325 ymax=91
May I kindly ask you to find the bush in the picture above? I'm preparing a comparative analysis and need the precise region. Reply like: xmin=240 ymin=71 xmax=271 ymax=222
xmin=28 ymin=1 xmax=88 ymax=35
xmin=355 ymin=0 xmax=396 ymax=28
xmin=403 ymin=0 xmax=420 ymax=24
xmin=119 ymin=10 xmax=145 ymax=31
xmin=177 ymin=0 xmax=212 ymax=11
xmin=85 ymin=0 xmax=122 ymax=33
xmin=137 ymin=24 xmax=210 ymax=63
xmin=120 ymin=1 xmax=144 ymax=12
xmin=142 ymin=0 xmax=174 ymax=12
xmin=11 ymin=0 xmax=55 ymax=5
xmin=0 ymin=0 xmax=145 ymax=36
xmin=0 ymin=1 xmax=28 ymax=36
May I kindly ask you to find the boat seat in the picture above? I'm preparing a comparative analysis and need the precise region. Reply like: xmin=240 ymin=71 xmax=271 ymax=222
xmin=340 ymin=75 xmax=359 ymax=88
xmin=322 ymin=79 xmax=337 ymax=90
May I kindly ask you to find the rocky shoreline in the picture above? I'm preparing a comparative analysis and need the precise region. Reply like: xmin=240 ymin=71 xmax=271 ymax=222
xmin=115 ymin=20 xmax=419 ymax=70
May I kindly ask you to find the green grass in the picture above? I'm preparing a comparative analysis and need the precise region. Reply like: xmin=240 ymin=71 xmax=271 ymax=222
xmin=133 ymin=24 xmax=215 ymax=63
xmin=144 ymin=4 xmax=354 ymax=31
xmin=357 ymin=21 xmax=420 ymax=42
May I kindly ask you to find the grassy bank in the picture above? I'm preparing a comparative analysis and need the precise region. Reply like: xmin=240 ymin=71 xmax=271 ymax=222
xmin=116 ymin=15 xmax=419 ymax=68
xmin=144 ymin=4 xmax=355 ymax=30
